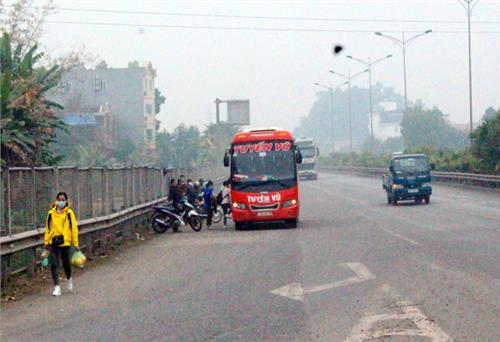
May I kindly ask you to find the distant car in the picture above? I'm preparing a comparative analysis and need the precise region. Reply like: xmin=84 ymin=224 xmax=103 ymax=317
xmin=382 ymin=154 xmax=435 ymax=205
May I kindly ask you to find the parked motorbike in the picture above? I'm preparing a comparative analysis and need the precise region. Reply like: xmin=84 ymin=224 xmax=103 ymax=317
xmin=152 ymin=200 xmax=202 ymax=233
xmin=195 ymin=194 xmax=223 ymax=224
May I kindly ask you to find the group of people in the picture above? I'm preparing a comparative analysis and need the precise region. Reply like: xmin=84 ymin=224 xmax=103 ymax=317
xmin=168 ymin=175 xmax=231 ymax=229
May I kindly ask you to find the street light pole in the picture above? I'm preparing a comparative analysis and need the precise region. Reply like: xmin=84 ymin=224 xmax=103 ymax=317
xmin=346 ymin=54 xmax=392 ymax=154
xmin=375 ymin=30 xmax=432 ymax=113
xmin=458 ymin=0 xmax=479 ymax=145
xmin=315 ymin=82 xmax=348 ymax=154
xmin=329 ymin=69 xmax=368 ymax=153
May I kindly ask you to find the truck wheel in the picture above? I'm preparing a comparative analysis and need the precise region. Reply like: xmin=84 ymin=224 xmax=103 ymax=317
xmin=424 ymin=195 xmax=430 ymax=204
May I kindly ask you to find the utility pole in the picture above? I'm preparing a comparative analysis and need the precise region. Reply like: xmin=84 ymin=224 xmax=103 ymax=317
xmin=458 ymin=0 xmax=479 ymax=145
xmin=329 ymin=69 xmax=368 ymax=153
xmin=215 ymin=98 xmax=222 ymax=123
xmin=375 ymin=30 xmax=432 ymax=113
xmin=346 ymin=54 xmax=392 ymax=154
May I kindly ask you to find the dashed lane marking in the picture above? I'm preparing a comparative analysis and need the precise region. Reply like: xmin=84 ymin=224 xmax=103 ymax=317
xmin=381 ymin=227 xmax=420 ymax=246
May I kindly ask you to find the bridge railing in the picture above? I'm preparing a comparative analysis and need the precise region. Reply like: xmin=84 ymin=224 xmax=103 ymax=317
xmin=0 ymin=165 xmax=225 ymax=285
xmin=318 ymin=165 xmax=500 ymax=188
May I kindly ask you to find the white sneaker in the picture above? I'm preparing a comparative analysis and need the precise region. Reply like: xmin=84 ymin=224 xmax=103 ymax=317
xmin=52 ymin=285 xmax=62 ymax=296
xmin=67 ymin=278 xmax=73 ymax=292
xmin=223 ymin=225 xmax=227 ymax=229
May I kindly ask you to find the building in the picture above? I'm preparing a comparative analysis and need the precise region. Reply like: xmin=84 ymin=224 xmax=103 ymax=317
xmin=50 ymin=61 xmax=157 ymax=150
xmin=371 ymin=102 xmax=404 ymax=141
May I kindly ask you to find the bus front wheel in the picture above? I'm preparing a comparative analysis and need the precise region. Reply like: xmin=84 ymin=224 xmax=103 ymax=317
xmin=286 ymin=219 xmax=298 ymax=229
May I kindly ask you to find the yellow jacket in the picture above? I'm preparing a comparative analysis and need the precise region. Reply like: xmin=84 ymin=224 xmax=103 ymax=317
xmin=44 ymin=204 xmax=79 ymax=248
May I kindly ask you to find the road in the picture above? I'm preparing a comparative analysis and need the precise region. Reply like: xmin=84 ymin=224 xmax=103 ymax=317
xmin=2 ymin=173 xmax=499 ymax=341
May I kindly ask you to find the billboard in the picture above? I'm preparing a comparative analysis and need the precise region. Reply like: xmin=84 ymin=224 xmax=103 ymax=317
xmin=227 ymin=100 xmax=250 ymax=125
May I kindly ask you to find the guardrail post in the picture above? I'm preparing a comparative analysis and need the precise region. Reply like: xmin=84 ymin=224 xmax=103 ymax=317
xmin=131 ymin=167 xmax=136 ymax=206
xmin=26 ymin=247 xmax=36 ymax=277
xmin=109 ymin=168 xmax=115 ymax=213
xmin=102 ymin=168 xmax=108 ymax=215
xmin=1 ymin=255 xmax=11 ymax=285
xmin=31 ymin=168 xmax=36 ymax=226
xmin=7 ymin=169 xmax=12 ymax=237
xmin=122 ymin=168 xmax=128 ymax=209
xmin=88 ymin=169 xmax=94 ymax=218
xmin=75 ymin=167 xmax=81 ymax=218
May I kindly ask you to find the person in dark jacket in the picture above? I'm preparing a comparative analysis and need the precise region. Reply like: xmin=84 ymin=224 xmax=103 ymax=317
xmin=186 ymin=179 xmax=197 ymax=204
xmin=203 ymin=180 xmax=215 ymax=228
xmin=168 ymin=179 xmax=180 ymax=206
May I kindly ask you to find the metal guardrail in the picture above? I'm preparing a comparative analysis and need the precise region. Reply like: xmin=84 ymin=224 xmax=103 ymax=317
xmin=318 ymin=165 xmax=500 ymax=188
xmin=0 ymin=166 xmax=226 ymax=284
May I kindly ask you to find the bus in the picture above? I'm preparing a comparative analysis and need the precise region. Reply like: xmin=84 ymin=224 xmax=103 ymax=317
xmin=295 ymin=137 xmax=319 ymax=180
xmin=223 ymin=128 xmax=302 ymax=230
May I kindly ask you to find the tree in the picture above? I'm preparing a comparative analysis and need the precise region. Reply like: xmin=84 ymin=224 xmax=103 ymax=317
xmin=401 ymin=104 xmax=467 ymax=151
xmin=156 ymin=124 xmax=202 ymax=168
xmin=471 ymin=109 xmax=500 ymax=173
xmin=1 ymin=32 xmax=65 ymax=166
xmin=154 ymin=88 xmax=166 ymax=114
xmin=128 ymin=60 xmax=140 ymax=68
xmin=202 ymin=123 xmax=239 ymax=165
xmin=482 ymin=106 xmax=497 ymax=122
xmin=95 ymin=60 xmax=108 ymax=69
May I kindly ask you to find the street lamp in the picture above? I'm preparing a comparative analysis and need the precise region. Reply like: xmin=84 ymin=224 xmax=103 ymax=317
xmin=314 ymin=82 xmax=348 ymax=154
xmin=375 ymin=30 xmax=432 ymax=113
xmin=329 ymin=69 xmax=368 ymax=153
xmin=458 ymin=0 xmax=480 ymax=145
xmin=346 ymin=54 xmax=392 ymax=154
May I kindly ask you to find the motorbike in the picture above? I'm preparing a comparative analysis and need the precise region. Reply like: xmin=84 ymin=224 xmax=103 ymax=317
xmin=152 ymin=200 xmax=202 ymax=233
xmin=195 ymin=194 xmax=223 ymax=224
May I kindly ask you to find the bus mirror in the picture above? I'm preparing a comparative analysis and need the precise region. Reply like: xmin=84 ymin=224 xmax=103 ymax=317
xmin=389 ymin=165 xmax=394 ymax=173
xmin=296 ymin=150 xmax=303 ymax=164
xmin=316 ymin=147 xmax=320 ymax=156
xmin=223 ymin=151 xmax=230 ymax=167
xmin=430 ymin=163 xmax=436 ymax=170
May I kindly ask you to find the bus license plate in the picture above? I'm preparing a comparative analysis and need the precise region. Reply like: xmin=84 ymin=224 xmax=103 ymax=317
xmin=408 ymin=189 xmax=419 ymax=193
xmin=257 ymin=212 xmax=273 ymax=217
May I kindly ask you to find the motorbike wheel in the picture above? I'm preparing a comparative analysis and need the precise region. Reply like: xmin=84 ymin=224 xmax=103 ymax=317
xmin=189 ymin=216 xmax=203 ymax=232
xmin=152 ymin=213 xmax=170 ymax=234
xmin=211 ymin=207 xmax=224 ymax=224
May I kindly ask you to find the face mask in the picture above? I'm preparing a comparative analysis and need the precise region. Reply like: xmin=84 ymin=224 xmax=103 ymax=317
xmin=57 ymin=201 xmax=66 ymax=209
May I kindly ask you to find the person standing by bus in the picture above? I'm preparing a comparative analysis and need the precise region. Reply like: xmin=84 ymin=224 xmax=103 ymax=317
xmin=221 ymin=180 xmax=231 ymax=229
xmin=203 ymin=180 xmax=215 ymax=228
xmin=44 ymin=191 xmax=79 ymax=296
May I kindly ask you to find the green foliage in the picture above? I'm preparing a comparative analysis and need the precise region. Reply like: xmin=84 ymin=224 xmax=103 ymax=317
xmin=471 ymin=109 xmax=500 ymax=173
xmin=157 ymin=124 xmax=202 ymax=168
xmin=154 ymin=88 xmax=166 ymax=114
xmin=401 ymin=105 xmax=467 ymax=150
xmin=201 ymin=123 xmax=239 ymax=165
xmin=1 ymin=32 xmax=65 ymax=167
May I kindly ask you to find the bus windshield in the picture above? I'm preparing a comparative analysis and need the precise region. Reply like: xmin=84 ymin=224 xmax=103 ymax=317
xmin=231 ymin=141 xmax=297 ymax=192
xmin=300 ymin=147 xmax=316 ymax=158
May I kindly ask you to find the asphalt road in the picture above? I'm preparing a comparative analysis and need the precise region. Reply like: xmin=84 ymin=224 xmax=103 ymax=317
xmin=2 ymin=173 xmax=499 ymax=341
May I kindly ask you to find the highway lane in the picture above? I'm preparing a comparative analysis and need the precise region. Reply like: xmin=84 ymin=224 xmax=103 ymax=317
xmin=1 ymin=172 xmax=499 ymax=341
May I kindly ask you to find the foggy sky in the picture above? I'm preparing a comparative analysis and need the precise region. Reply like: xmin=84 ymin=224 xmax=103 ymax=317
xmin=29 ymin=0 xmax=500 ymax=131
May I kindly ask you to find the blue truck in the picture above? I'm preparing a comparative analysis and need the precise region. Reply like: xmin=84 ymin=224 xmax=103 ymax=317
xmin=382 ymin=153 xmax=434 ymax=205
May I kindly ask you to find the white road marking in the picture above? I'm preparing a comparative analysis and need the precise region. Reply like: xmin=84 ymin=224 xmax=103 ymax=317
xmin=152 ymin=235 xmax=258 ymax=247
xmin=344 ymin=284 xmax=453 ymax=341
xmin=270 ymin=262 xmax=375 ymax=302
xmin=381 ymin=227 xmax=420 ymax=246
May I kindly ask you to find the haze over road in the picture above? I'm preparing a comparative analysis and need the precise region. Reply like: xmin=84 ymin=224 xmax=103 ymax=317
xmin=2 ymin=173 xmax=499 ymax=341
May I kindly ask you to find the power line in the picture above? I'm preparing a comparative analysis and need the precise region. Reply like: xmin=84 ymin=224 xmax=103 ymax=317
xmin=43 ymin=20 xmax=500 ymax=34
xmin=8 ymin=4 xmax=500 ymax=25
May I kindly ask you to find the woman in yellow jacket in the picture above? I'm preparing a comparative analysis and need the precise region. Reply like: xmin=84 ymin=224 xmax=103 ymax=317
xmin=44 ymin=191 xmax=79 ymax=296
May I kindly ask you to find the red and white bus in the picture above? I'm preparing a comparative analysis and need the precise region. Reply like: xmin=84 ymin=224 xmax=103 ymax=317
xmin=223 ymin=128 xmax=302 ymax=230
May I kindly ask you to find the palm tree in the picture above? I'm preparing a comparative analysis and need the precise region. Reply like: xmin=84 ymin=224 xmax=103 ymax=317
xmin=1 ymin=32 xmax=65 ymax=166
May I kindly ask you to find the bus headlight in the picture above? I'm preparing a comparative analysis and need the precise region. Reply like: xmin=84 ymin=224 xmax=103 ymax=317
xmin=283 ymin=199 xmax=297 ymax=208
xmin=232 ymin=202 xmax=246 ymax=209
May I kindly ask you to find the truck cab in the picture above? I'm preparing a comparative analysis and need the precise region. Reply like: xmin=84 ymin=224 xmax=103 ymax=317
xmin=382 ymin=154 xmax=434 ymax=205
xmin=296 ymin=138 xmax=319 ymax=180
